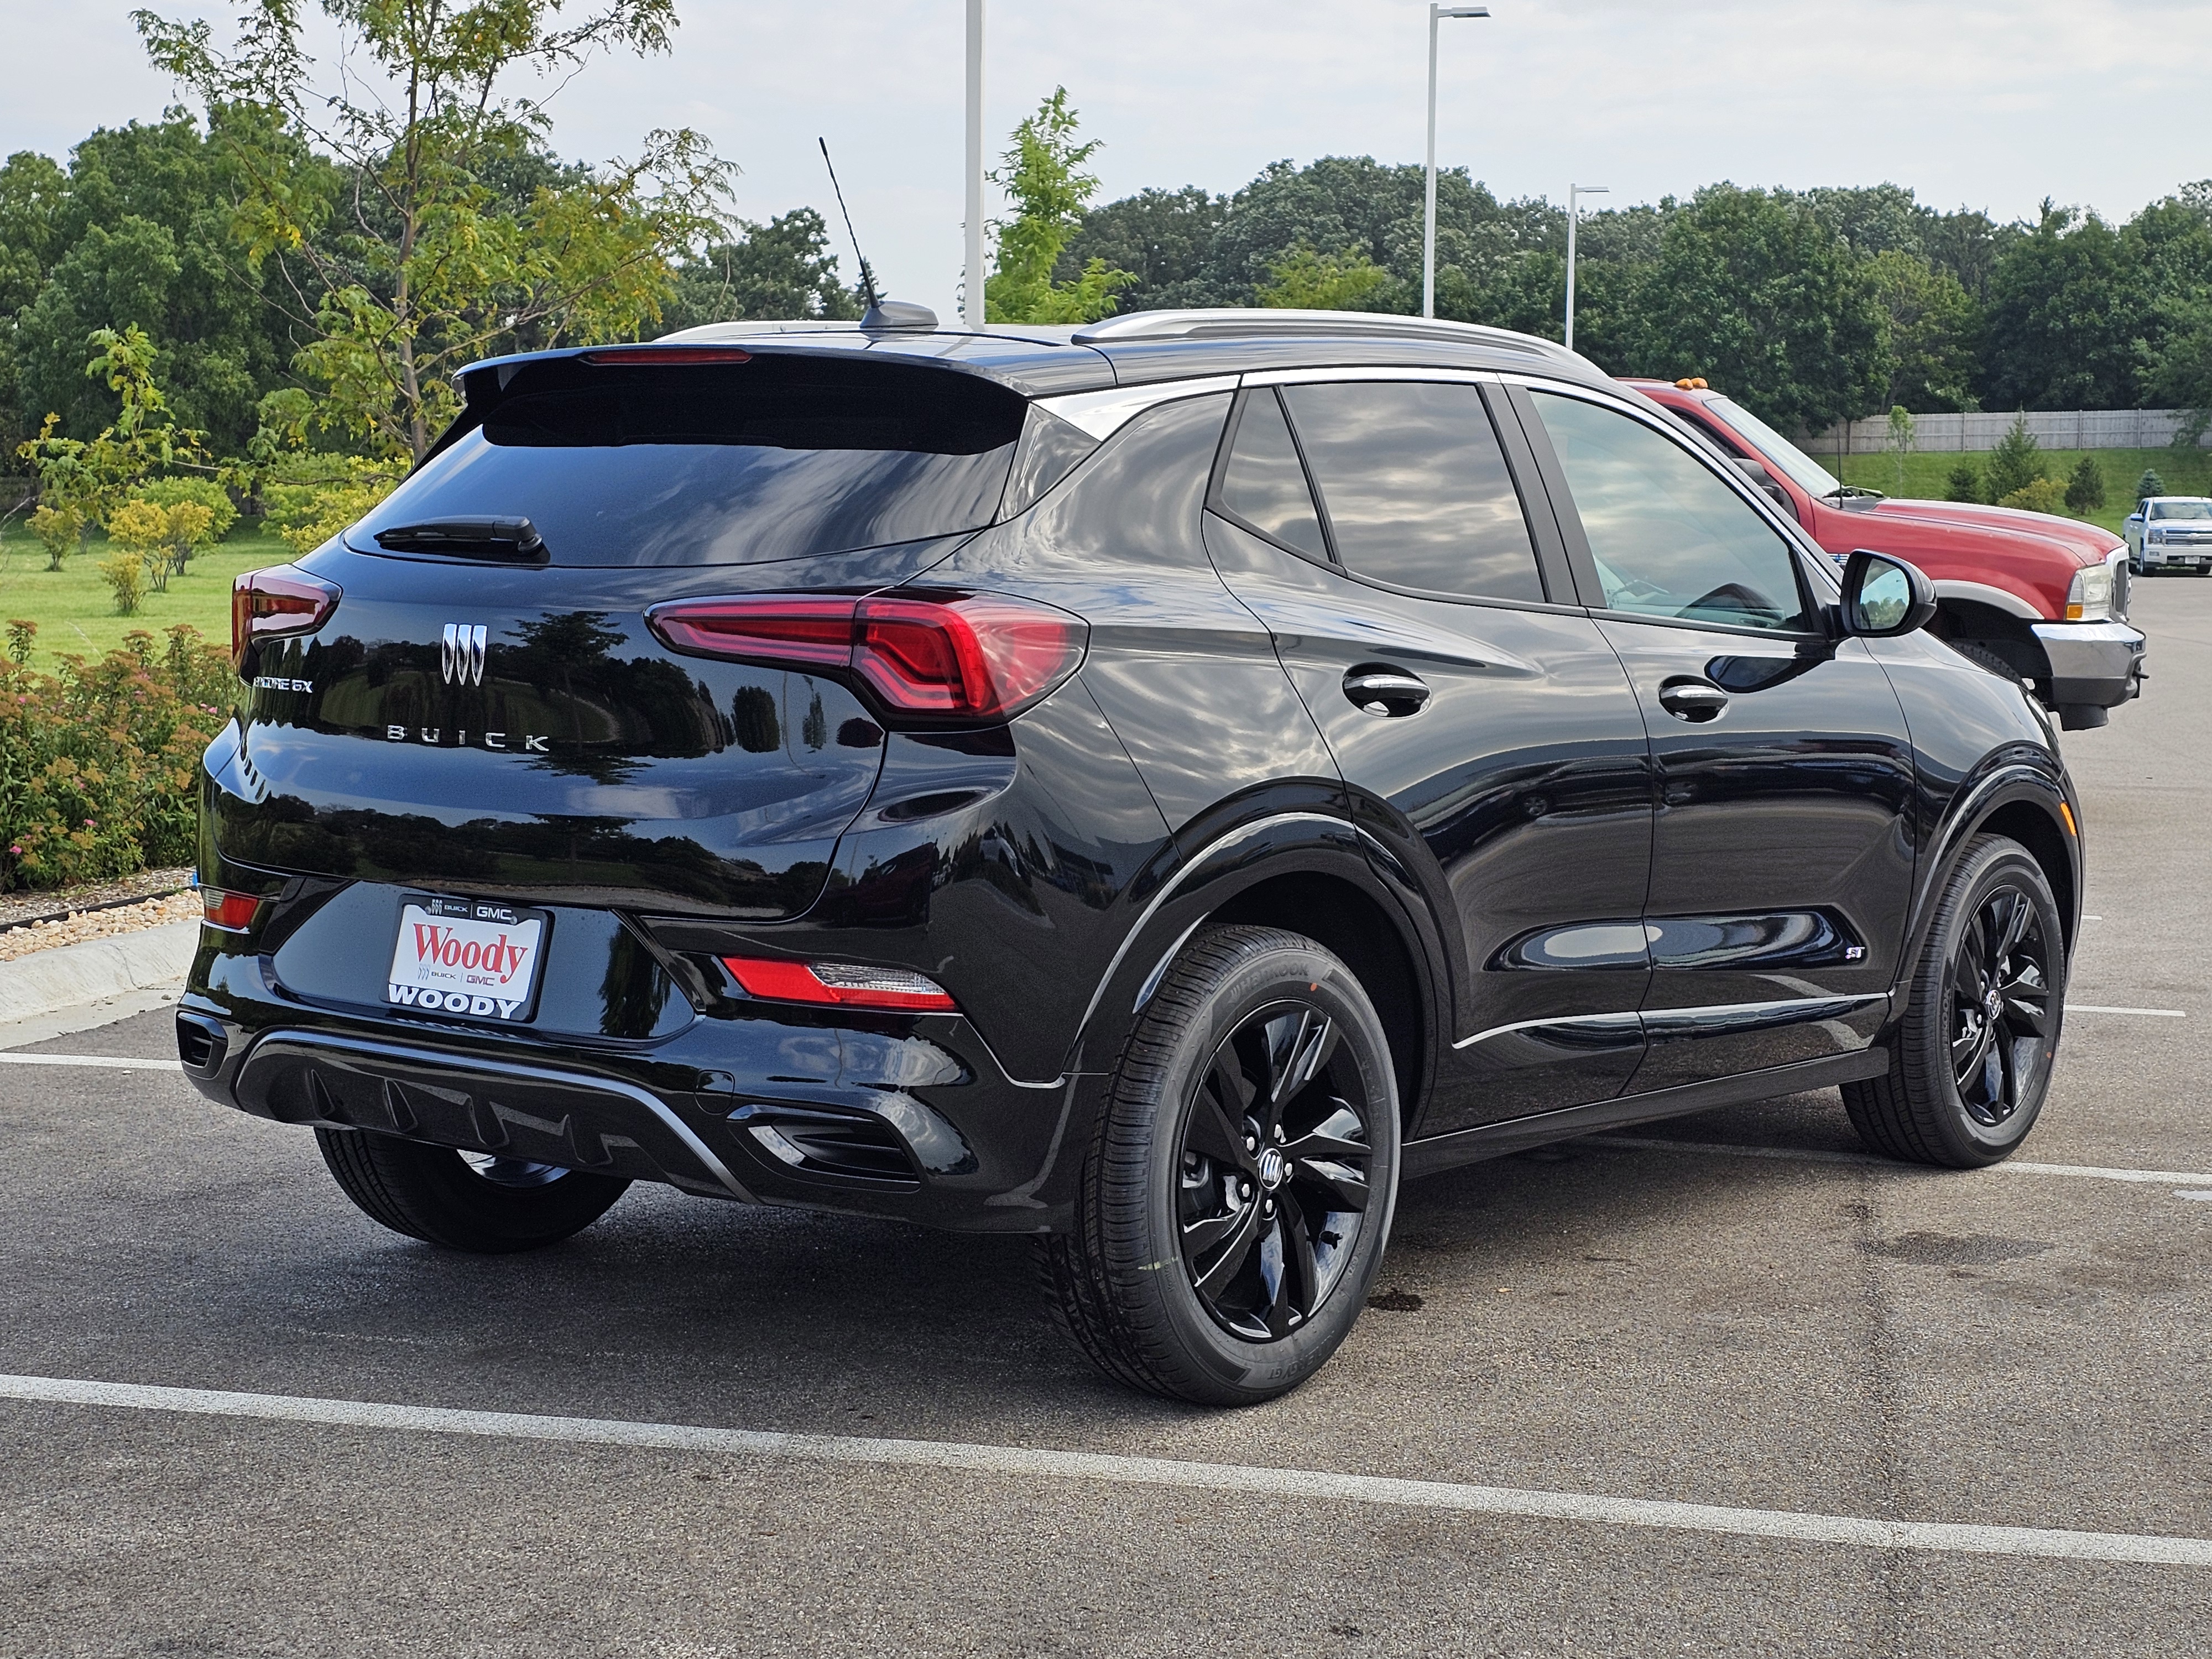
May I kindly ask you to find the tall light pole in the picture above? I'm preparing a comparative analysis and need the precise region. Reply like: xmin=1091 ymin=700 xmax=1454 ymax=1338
xmin=1424 ymin=4 xmax=1489 ymax=320
xmin=1564 ymin=182 xmax=1606 ymax=353
xmin=964 ymin=0 xmax=986 ymax=331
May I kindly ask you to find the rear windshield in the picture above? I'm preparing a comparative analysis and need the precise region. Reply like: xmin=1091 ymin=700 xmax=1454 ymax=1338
xmin=349 ymin=353 xmax=1027 ymax=567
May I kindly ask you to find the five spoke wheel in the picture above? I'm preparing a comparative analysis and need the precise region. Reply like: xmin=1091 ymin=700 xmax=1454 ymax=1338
xmin=1176 ymin=1002 xmax=1375 ymax=1342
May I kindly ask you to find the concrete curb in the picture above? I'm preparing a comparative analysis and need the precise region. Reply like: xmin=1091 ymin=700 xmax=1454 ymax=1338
xmin=0 ymin=921 xmax=198 ymax=1027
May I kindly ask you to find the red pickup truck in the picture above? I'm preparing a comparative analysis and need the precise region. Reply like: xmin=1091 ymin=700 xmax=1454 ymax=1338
xmin=1626 ymin=379 xmax=2147 ymax=729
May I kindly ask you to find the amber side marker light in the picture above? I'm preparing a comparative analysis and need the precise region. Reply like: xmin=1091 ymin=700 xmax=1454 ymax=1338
xmin=721 ymin=956 xmax=958 ymax=1013
xmin=2060 ymin=802 xmax=2078 ymax=836
xmin=202 ymin=889 xmax=264 ymax=931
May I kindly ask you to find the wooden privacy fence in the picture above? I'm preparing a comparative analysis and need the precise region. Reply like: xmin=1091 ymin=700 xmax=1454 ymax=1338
xmin=1815 ymin=409 xmax=2211 ymax=453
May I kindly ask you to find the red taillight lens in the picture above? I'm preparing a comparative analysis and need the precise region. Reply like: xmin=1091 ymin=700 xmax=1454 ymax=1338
xmin=647 ymin=592 xmax=1087 ymax=725
xmin=721 ymin=956 xmax=958 ymax=1013
xmin=232 ymin=565 xmax=341 ymax=671
xmin=578 ymin=346 xmax=752 ymax=366
xmin=202 ymin=889 xmax=263 ymax=931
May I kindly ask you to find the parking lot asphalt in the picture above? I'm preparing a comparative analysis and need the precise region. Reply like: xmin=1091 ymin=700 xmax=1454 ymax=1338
xmin=3 ymin=581 xmax=2209 ymax=1657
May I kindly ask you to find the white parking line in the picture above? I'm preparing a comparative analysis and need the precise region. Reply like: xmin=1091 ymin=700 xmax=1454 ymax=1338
xmin=1 ymin=1372 xmax=2206 ymax=1567
xmin=1585 ymin=1135 xmax=2212 ymax=1186
xmin=0 ymin=1053 xmax=176 ymax=1071
xmin=2065 ymin=1004 xmax=2188 ymax=1018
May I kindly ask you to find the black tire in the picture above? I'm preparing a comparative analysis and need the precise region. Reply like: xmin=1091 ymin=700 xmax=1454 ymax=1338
xmin=1843 ymin=834 xmax=2065 ymax=1167
xmin=315 ymin=1127 xmax=629 ymax=1252
xmin=1039 ymin=925 xmax=1401 ymax=1406
xmin=1951 ymin=640 xmax=2021 ymax=682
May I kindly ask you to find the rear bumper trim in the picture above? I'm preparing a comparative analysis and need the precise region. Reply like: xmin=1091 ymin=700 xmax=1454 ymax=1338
xmin=231 ymin=1030 xmax=757 ymax=1201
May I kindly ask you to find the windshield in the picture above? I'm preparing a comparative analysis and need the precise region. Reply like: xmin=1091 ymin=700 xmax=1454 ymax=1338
xmin=2149 ymin=500 xmax=2212 ymax=520
xmin=1704 ymin=396 xmax=1844 ymax=499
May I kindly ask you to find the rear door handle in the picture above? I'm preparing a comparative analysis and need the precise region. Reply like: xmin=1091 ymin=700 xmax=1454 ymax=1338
xmin=1344 ymin=669 xmax=1431 ymax=717
xmin=1657 ymin=679 xmax=1729 ymax=722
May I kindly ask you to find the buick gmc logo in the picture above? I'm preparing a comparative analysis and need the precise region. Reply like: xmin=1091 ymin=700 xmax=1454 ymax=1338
xmin=442 ymin=623 xmax=487 ymax=686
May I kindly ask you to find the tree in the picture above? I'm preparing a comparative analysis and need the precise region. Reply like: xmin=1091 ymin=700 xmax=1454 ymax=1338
xmin=2136 ymin=468 xmax=2165 ymax=500
xmin=1058 ymin=186 xmax=1226 ymax=313
xmin=1987 ymin=413 xmax=2044 ymax=499
xmin=1980 ymin=202 xmax=2146 ymax=410
xmin=17 ymin=326 xmax=207 ymax=554
xmin=1944 ymin=461 xmax=1983 ymax=503
xmin=664 ymin=209 xmax=860 ymax=330
xmin=2064 ymin=455 xmax=2106 ymax=514
xmin=1884 ymin=405 xmax=1915 ymax=493
xmin=1624 ymin=184 xmax=1889 ymax=434
xmin=137 ymin=0 xmax=733 ymax=462
xmin=1258 ymin=245 xmax=1391 ymax=310
xmin=985 ymin=90 xmax=1134 ymax=325
xmin=1864 ymin=249 xmax=1978 ymax=411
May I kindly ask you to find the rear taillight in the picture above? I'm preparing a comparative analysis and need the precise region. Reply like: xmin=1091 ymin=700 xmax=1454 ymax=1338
xmin=578 ymin=346 xmax=753 ymax=366
xmin=721 ymin=956 xmax=958 ymax=1013
xmin=232 ymin=565 xmax=341 ymax=671
xmin=648 ymin=592 xmax=1087 ymax=725
xmin=201 ymin=889 xmax=263 ymax=931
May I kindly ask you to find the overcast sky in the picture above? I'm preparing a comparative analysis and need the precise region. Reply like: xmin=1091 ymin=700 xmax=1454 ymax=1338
xmin=11 ymin=1 xmax=2210 ymax=320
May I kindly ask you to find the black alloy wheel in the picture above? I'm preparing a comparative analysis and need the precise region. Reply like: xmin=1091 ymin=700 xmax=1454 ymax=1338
xmin=1843 ymin=833 xmax=2066 ymax=1167
xmin=1041 ymin=925 xmax=1401 ymax=1406
xmin=1176 ymin=1003 xmax=1375 ymax=1342
xmin=1945 ymin=881 xmax=2054 ymax=1126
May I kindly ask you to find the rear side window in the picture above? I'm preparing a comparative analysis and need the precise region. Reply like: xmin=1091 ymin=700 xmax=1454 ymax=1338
xmin=1217 ymin=390 xmax=1329 ymax=561
xmin=352 ymin=354 xmax=1027 ymax=567
xmin=1280 ymin=381 xmax=1546 ymax=603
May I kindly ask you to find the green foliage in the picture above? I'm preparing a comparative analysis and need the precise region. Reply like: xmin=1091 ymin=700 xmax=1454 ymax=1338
xmin=96 ymin=546 xmax=151 ymax=612
xmin=1981 ymin=203 xmax=2146 ymax=409
xmin=1258 ymin=245 xmax=1392 ymax=311
xmin=137 ymin=0 xmax=733 ymax=461
xmin=1944 ymin=461 xmax=1984 ymax=503
xmin=1884 ymin=405 xmax=1916 ymax=493
xmin=262 ymin=456 xmax=404 ymax=553
xmin=0 ymin=622 xmax=232 ymax=890
xmin=2064 ymin=455 xmax=2107 ymax=513
xmin=1864 ymin=249 xmax=1978 ymax=411
xmin=985 ymin=89 xmax=1135 ymax=325
xmin=27 ymin=504 xmax=84 ymax=570
xmin=1055 ymin=186 xmax=1226 ymax=310
xmin=664 ymin=209 xmax=860 ymax=328
xmin=1998 ymin=477 xmax=2069 ymax=515
xmin=1624 ymin=184 xmax=1890 ymax=434
xmin=17 ymin=325 xmax=210 ymax=527
xmin=1987 ymin=413 xmax=2046 ymax=499
xmin=2136 ymin=468 xmax=2166 ymax=499
xmin=133 ymin=475 xmax=237 ymax=543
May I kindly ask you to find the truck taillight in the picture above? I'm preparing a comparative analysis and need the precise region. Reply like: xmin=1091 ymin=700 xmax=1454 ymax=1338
xmin=232 ymin=566 xmax=341 ymax=672
xmin=647 ymin=591 xmax=1088 ymax=726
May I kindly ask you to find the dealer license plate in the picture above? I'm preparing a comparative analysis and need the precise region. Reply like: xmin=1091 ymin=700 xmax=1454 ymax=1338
xmin=385 ymin=895 xmax=550 ymax=1022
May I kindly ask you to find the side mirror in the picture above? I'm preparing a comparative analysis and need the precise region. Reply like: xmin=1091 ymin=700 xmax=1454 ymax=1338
xmin=1838 ymin=549 xmax=1937 ymax=638
xmin=1731 ymin=456 xmax=1797 ymax=519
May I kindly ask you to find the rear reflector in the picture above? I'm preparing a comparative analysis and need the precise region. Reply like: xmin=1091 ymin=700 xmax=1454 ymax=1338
xmin=202 ymin=889 xmax=264 ymax=931
xmin=232 ymin=565 xmax=341 ymax=670
xmin=721 ymin=956 xmax=958 ymax=1013
xmin=648 ymin=591 xmax=1087 ymax=726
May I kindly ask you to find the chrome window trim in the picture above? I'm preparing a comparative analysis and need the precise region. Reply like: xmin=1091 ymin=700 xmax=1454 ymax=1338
xmin=1034 ymin=377 xmax=1240 ymax=441
xmin=1239 ymin=365 xmax=1499 ymax=389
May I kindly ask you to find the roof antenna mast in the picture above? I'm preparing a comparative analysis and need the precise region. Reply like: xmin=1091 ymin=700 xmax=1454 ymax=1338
xmin=816 ymin=138 xmax=938 ymax=331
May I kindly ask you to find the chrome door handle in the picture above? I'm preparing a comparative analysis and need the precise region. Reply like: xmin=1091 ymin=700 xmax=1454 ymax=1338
xmin=1344 ymin=669 xmax=1431 ymax=717
xmin=1657 ymin=679 xmax=1729 ymax=722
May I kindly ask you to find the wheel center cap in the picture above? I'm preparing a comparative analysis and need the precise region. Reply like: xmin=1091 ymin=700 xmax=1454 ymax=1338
xmin=1257 ymin=1147 xmax=1287 ymax=1190
xmin=1985 ymin=989 xmax=2003 ymax=1021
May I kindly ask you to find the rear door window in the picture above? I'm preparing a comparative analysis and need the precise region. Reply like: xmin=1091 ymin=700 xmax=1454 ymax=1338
xmin=1215 ymin=389 xmax=1329 ymax=561
xmin=1280 ymin=381 xmax=1546 ymax=603
xmin=351 ymin=353 xmax=1028 ymax=567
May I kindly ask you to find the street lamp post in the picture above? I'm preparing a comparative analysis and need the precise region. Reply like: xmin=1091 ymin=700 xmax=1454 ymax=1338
xmin=1564 ymin=182 xmax=1606 ymax=353
xmin=964 ymin=0 xmax=987 ymax=331
xmin=1424 ymin=4 xmax=1489 ymax=320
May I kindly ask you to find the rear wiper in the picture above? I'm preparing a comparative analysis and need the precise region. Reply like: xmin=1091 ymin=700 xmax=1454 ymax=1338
xmin=373 ymin=517 xmax=547 ymax=563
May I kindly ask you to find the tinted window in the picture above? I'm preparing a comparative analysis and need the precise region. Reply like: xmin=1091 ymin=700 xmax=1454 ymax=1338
xmin=1217 ymin=389 xmax=1328 ymax=560
xmin=352 ymin=354 xmax=1026 ymax=567
xmin=1281 ymin=382 xmax=1544 ymax=603
xmin=1531 ymin=390 xmax=1811 ymax=632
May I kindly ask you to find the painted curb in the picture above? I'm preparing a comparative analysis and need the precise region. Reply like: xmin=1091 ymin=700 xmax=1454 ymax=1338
xmin=0 ymin=921 xmax=199 ymax=1024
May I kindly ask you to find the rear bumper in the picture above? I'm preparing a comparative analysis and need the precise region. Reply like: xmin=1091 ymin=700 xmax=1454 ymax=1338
xmin=175 ymin=948 xmax=1097 ymax=1233
xmin=2031 ymin=620 xmax=2146 ymax=711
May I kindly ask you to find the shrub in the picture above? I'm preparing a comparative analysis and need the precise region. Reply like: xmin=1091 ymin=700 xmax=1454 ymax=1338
xmin=1944 ymin=461 xmax=1984 ymax=503
xmin=2136 ymin=468 xmax=2166 ymax=502
xmin=1987 ymin=413 xmax=2044 ymax=500
xmin=0 ymin=622 xmax=233 ymax=891
xmin=2064 ymin=455 xmax=2107 ymax=514
xmin=1997 ymin=477 xmax=2069 ymax=516
xmin=28 ymin=503 xmax=82 ymax=571
xmin=96 ymin=547 xmax=150 ymax=612
xmin=263 ymin=457 xmax=403 ymax=554
xmin=133 ymin=476 xmax=237 ymax=544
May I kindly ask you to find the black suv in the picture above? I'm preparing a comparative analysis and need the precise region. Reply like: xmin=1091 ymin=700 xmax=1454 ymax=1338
xmin=181 ymin=308 xmax=2080 ymax=1405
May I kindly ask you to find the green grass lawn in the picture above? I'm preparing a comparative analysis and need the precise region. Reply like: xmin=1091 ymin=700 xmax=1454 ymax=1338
xmin=1830 ymin=445 xmax=2211 ymax=539
xmin=0 ymin=521 xmax=293 ymax=670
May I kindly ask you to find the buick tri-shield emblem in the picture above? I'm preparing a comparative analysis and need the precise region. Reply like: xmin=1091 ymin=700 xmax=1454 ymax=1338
xmin=441 ymin=623 xmax=487 ymax=686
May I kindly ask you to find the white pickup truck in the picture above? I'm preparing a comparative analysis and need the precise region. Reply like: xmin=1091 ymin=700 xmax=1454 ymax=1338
xmin=2124 ymin=497 xmax=2212 ymax=575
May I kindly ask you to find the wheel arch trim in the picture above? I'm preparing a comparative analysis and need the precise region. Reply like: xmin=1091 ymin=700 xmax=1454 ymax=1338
xmin=1896 ymin=762 xmax=2080 ymax=999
